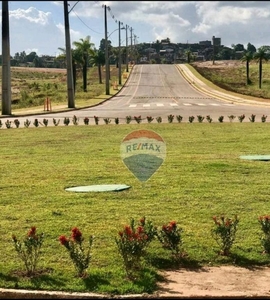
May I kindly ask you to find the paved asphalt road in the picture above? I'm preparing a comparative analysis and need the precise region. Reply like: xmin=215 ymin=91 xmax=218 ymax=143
xmin=1 ymin=64 xmax=270 ymax=126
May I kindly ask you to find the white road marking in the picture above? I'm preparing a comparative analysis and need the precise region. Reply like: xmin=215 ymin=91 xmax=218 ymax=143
xmin=128 ymin=102 xmax=235 ymax=108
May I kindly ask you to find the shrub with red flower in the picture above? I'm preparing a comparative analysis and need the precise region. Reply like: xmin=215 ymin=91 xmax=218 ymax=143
xmin=115 ymin=216 xmax=156 ymax=277
xmin=146 ymin=116 xmax=154 ymax=123
xmin=134 ymin=115 xmax=142 ymax=124
xmin=258 ymin=215 xmax=270 ymax=253
xmin=12 ymin=226 xmax=44 ymax=276
xmin=59 ymin=227 xmax=94 ymax=277
xmin=211 ymin=215 xmax=239 ymax=256
xmin=157 ymin=221 xmax=184 ymax=258
xmin=94 ymin=116 xmax=99 ymax=125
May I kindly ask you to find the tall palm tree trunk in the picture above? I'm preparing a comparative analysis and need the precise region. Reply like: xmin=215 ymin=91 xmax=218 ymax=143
xmin=259 ymin=59 xmax=262 ymax=89
xmin=98 ymin=64 xmax=102 ymax=84
xmin=72 ymin=61 xmax=77 ymax=93
xmin=83 ymin=62 xmax=87 ymax=92
xmin=246 ymin=61 xmax=250 ymax=85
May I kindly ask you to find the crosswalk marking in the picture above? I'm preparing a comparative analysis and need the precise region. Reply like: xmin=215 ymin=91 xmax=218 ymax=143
xmin=128 ymin=103 xmax=235 ymax=108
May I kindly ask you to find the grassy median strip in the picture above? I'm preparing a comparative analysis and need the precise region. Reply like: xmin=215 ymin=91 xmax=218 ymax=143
xmin=1 ymin=123 xmax=270 ymax=295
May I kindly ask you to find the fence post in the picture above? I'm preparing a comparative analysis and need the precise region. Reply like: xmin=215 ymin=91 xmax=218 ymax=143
xmin=44 ymin=97 xmax=52 ymax=111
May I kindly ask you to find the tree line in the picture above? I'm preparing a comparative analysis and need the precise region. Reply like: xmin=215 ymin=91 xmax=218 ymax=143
xmin=2 ymin=36 xmax=270 ymax=92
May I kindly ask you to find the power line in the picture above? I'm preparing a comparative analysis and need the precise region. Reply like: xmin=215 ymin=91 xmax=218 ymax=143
xmin=71 ymin=10 xmax=102 ymax=35
xmin=70 ymin=2 xmax=130 ymax=39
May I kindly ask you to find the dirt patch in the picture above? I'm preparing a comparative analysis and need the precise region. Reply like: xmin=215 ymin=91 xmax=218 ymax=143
xmin=11 ymin=67 xmax=66 ymax=73
xmin=157 ymin=265 xmax=270 ymax=298
xmin=192 ymin=60 xmax=243 ymax=69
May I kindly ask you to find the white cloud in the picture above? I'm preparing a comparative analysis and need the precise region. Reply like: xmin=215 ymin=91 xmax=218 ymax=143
xmin=11 ymin=7 xmax=51 ymax=25
xmin=2 ymin=1 xmax=270 ymax=56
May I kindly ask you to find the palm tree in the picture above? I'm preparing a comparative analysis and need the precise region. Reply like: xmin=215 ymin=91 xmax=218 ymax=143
xmin=110 ymin=47 xmax=119 ymax=67
xmin=253 ymin=46 xmax=269 ymax=89
xmin=57 ymin=47 xmax=79 ymax=93
xmin=240 ymin=51 xmax=253 ymax=85
xmin=185 ymin=49 xmax=192 ymax=63
xmin=90 ymin=49 xmax=105 ymax=84
xmin=73 ymin=36 xmax=95 ymax=92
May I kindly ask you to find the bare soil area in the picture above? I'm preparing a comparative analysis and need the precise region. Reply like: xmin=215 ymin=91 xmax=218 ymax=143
xmin=157 ymin=265 xmax=270 ymax=298
xmin=11 ymin=67 xmax=66 ymax=73
xmin=191 ymin=59 xmax=243 ymax=69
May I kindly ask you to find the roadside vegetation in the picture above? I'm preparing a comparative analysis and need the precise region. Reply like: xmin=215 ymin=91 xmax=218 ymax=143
xmin=191 ymin=60 xmax=270 ymax=100
xmin=0 ymin=65 xmax=127 ymax=112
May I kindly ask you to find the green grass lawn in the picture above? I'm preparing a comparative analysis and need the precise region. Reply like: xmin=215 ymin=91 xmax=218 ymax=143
xmin=1 ymin=123 xmax=270 ymax=295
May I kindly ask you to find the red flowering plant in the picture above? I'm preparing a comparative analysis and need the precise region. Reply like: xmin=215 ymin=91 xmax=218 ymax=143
xmin=211 ymin=215 xmax=239 ymax=256
xmin=94 ymin=116 xmax=99 ymax=125
xmin=258 ymin=215 xmax=270 ymax=254
xmin=157 ymin=221 xmax=185 ymax=260
xmin=146 ymin=116 xmax=154 ymax=123
xmin=134 ymin=115 xmax=142 ymax=124
xmin=59 ymin=227 xmax=94 ymax=277
xmin=115 ymin=216 xmax=157 ymax=277
xmin=12 ymin=226 xmax=44 ymax=276
xmin=167 ymin=114 xmax=174 ymax=123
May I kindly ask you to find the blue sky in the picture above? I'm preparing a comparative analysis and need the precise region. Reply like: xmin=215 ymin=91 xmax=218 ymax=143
xmin=1 ymin=1 xmax=270 ymax=56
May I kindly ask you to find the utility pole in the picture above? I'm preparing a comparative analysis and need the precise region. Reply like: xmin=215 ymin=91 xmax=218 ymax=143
xmin=104 ymin=5 xmax=110 ymax=95
xmin=133 ymin=34 xmax=138 ymax=64
xmin=212 ymin=35 xmax=215 ymax=65
xmin=130 ymin=27 xmax=133 ymax=63
xmin=125 ymin=24 xmax=129 ymax=72
xmin=64 ymin=1 xmax=75 ymax=108
xmin=2 ymin=1 xmax=11 ymax=115
xmin=118 ymin=21 xmax=122 ymax=85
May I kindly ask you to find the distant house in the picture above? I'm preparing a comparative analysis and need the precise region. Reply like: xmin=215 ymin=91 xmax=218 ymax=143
xmin=235 ymin=51 xmax=244 ymax=59
xmin=199 ymin=40 xmax=212 ymax=47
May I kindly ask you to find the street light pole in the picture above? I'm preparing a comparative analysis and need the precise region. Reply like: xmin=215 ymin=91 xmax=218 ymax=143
xmin=133 ymin=34 xmax=138 ymax=64
xmin=2 ymin=1 xmax=11 ymax=115
xmin=130 ymin=27 xmax=133 ymax=64
xmin=125 ymin=24 xmax=129 ymax=72
xmin=104 ymin=5 xmax=110 ymax=95
xmin=118 ymin=21 xmax=123 ymax=85
xmin=64 ymin=0 xmax=75 ymax=108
